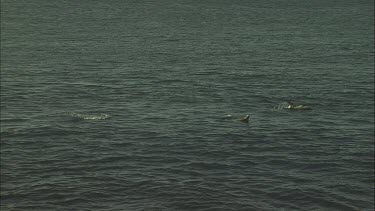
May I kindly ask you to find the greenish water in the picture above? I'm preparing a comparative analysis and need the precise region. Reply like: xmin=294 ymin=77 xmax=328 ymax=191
xmin=1 ymin=0 xmax=374 ymax=210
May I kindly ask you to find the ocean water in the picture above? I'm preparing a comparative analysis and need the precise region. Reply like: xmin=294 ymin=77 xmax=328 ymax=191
xmin=1 ymin=0 xmax=374 ymax=210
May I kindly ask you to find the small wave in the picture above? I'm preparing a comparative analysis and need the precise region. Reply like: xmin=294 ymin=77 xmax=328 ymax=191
xmin=69 ymin=113 xmax=110 ymax=120
xmin=0 ymin=117 xmax=30 ymax=122
xmin=1 ymin=125 xmax=73 ymax=138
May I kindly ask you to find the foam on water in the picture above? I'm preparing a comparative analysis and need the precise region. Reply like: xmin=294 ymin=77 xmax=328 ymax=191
xmin=273 ymin=102 xmax=290 ymax=110
xmin=68 ymin=112 xmax=110 ymax=120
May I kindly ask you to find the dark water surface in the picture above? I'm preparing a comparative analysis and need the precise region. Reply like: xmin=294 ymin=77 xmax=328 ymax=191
xmin=1 ymin=0 xmax=374 ymax=210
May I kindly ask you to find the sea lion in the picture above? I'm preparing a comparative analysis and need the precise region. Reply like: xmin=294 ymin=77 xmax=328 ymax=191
xmin=240 ymin=115 xmax=250 ymax=123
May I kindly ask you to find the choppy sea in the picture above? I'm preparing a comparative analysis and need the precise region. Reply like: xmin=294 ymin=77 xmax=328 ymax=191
xmin=1 ymin=0 xmax=374 ymax=210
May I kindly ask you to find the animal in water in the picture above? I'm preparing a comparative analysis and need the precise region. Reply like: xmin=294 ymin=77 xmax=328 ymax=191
xmin=240 ymin=115 xmax=250 ymax=123
xmin=223 ymin=114 xmax=250 ymax=123
xmin=286 ymin=101 xmax=312 ymax=111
